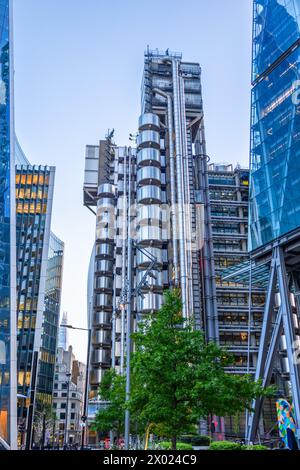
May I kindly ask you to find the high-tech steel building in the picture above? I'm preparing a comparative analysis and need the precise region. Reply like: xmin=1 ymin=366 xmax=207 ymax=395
xmin=208 ymin=163 xmax=277 ymax=436
xmin=245 ymin=0 xmax=300 ymax=445
xmin=84 ymin=49 xmax=217 ymax=414
xmin=52 ymin=346 xmax=85 ymax=446
xmin=0 ymin=0 xmax=17 ymax=450
xmin=209 ymin=165 xmax=256 ymax=374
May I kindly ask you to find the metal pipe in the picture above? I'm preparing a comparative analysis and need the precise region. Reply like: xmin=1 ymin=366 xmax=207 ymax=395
xmin=172 ymin=59 xmax=188 ymax=318
xmin=179 ymin=75 xmax=193 ymax=316
xmin=195 ymin=121 xmax=218 ymax=342
xmin=120 ymin=149 xmax=128 ymax=374
xmin=124 ymin=148 xmax=133 ymax=450
xmin=245 ymin=259 xmax=253 ymax=440
xmin=111 ymin=263 xmax=117 ymax=369
xmin=81 ymin=327 xmax=91 ymax=449
xmin=152 ymin=88 xmax=179 ymax=286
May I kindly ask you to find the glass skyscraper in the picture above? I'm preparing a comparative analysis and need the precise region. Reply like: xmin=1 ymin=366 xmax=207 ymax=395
xmin=0 ymin=0 xmax=16 ymax=449
xmin=36 ymin=232 xmax=64 ymax=409
xmin=250 ymin=0 xmax=300 ymax=251
xmin=15 ymin=165 xmax=56 ymax=421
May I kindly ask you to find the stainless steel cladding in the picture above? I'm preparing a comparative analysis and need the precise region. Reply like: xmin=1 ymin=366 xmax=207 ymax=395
xmin=90 ymin=369 xmax=104 ymax=385
xmin=137 ymin=166 xmax=161 ymax=186
xmin=138 ymin=292 xmax=163 ymax=313
xmin=136 ymin=225 xmax=162 ymax=246
xmin=95 ymin=276 xmax=114 ymax=291
xmin=137 ymin=185 xmax=162 ymax=204
xmin=137 ymin=148 xmax=161 ymax=167
xmin=96 ymin=226 xmax=115 ymax=241
xmin=136 ymin=246 xmax=163 ymax=268
xmin=137 ymin=270 xmax=163 ymax=289
xmin=92 ymin=330 xmax=112 ymax=347
xmin=95 ymin=259 xmax=114 ymax=274
xmin=96 ymin=196 xmax=115 ymax=241
xmin=98 ymin=183 xmax=116 ymax=198
xmin=136 ymin=130 xmax=160 ymax=149
xmin=138 ymin=113 xmax=160 ymax=131
xmin=94 ymin=293 xmax=113 ymax=310
xmin=91 ymin=349 xmax=111 ymax=368
xmin=95 ymin=243 xmax=114 ymax=259
xmin=93 ymin=311 xmax=111 ymax=328
xmin=136 ymin=204 xmax=162 ymax=225
xmin=97 ymin=197 xmax=115 ymax=209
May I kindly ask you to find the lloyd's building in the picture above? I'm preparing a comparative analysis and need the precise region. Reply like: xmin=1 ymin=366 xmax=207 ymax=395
xmin=0 ymin=0 xmax=17 ymax=450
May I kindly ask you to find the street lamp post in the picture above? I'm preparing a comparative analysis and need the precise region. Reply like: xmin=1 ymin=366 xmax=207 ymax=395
xmin=124 ymin=147 xmax=133 ymax=451
xmin=60 ymin=324 xmax=91 ymax=449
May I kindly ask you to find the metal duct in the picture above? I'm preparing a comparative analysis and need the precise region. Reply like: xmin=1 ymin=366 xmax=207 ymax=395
xmin=152 ymin=88 xmax=179 ymax=286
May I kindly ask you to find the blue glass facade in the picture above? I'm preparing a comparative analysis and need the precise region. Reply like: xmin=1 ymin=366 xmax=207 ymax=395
xmin=249 ymin=0 xmax=300 ymax=250
xmin=252 ymin=0 xmax=300 ymax=82
xmin=0 ymin=0 xmax=14 ymax=447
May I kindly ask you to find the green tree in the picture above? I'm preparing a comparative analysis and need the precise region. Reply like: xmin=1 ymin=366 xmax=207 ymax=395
xmin=130 ymin=289 xmax=274 ymax=450
xmin=92 ymin=369 xmax=126 ymax=441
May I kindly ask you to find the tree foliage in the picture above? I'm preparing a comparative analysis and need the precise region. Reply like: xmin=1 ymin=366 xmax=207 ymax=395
xmin=92 ymin=369 xmax=126 ymax=438
xmin=129 ymin=289 xmax=274 ymax=449
xmin=92 ymin=290 xmax=274 ymax=449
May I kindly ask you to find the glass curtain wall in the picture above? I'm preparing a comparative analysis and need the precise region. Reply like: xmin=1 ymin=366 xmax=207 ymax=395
xmin=250 ymin=0 xmax=300 ymax=250
xmin=0 ymin=0 xmax=15 ymax=447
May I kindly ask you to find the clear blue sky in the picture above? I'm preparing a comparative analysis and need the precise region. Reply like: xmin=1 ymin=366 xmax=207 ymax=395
xmin=13 ymin=0 xmax=253 ymax=362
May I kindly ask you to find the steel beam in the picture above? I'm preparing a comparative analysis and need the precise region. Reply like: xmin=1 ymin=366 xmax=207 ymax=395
xmin=246 ymin=250 xmax=277 ymax=443
xmin=277 ymin=247 xmax=300 ymax=446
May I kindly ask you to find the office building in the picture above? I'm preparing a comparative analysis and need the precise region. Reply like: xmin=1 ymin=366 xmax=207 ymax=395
xmin=36 ymin=232 xmax=64 ymax=408
xmin=83 ymin=49 xmax=217 ymax=418
xmin=0 ymin=0 xmax=17 ymax=449
xmin=15 ymin=163 xmax=64 ymax=449
xmin=244 ymin=0 xmax=300 ymax=444
xmin=16 ymin=165 xmax=55 ymax=419
xmin=208 ymin=163 xmax=273 ymax=436
xmin=52 ymin=346 xmax=85 ymax=446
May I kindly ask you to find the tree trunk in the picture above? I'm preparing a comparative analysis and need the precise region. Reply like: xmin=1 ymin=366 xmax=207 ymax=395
xmin=171 ymin=436 xmax=177 ymax=450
